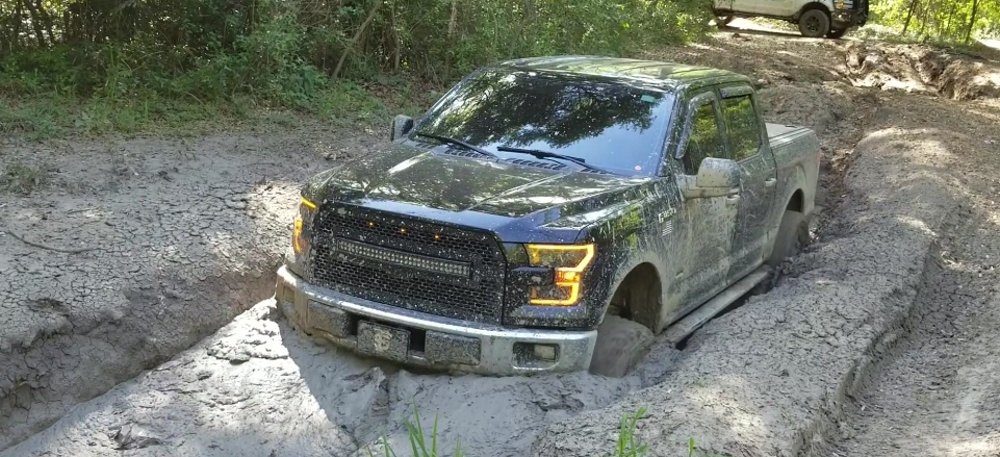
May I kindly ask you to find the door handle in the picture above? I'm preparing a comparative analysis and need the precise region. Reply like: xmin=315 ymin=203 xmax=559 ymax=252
xmin=764 ymin=178 xmax=777 ymax=188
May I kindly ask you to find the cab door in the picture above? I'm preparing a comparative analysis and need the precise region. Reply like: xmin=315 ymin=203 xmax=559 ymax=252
xmin=671 ymin=91 xmax=740 ymax=314
xmin=719 ymin=85 xmax=777 ymax=279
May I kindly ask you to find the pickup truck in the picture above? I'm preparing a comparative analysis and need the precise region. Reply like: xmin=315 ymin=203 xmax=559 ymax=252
xmin=713 ymin=0 xmax=869 ymax=38
xmin=275 ymin=56 xmax=820 ymax=377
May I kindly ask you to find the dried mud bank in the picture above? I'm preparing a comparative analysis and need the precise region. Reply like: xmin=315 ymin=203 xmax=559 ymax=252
xmin=0 ymin=132 xmax=356 ymax=450
xmin=532 ymin=112 xmax=965 ymax=456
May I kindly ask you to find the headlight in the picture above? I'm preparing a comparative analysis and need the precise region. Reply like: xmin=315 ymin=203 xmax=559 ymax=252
xmin=526 ymin=244 xmax=595 ymax=306
xmin=291 ymin=196 xmax=317 ymax=264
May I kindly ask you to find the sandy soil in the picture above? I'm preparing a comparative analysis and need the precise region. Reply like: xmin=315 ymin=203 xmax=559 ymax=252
xmin=2 ymin=29 xmax=999 ymax=457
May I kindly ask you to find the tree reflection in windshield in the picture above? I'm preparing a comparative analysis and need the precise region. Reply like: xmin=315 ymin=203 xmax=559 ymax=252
xmin=414 ymin=69 xmax=675 ymax=176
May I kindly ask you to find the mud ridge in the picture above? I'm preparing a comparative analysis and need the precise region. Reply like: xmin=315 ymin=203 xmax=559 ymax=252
xmin=797 ymin=230 xmax=950 ymax=455
xmin=844 ymin=43 xmax=1000 ymax=100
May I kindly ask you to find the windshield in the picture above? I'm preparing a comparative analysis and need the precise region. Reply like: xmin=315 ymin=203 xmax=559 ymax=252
xmin=412 ymin=68 xmax=675 ymax=176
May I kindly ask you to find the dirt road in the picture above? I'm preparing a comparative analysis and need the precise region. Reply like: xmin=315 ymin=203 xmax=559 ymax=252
xmin=2 ymin=29 xmax=1000 ymax=457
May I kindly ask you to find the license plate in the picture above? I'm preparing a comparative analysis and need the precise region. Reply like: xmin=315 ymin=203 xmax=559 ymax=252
xmin=357 ymin=321 xmax=410 ymax=362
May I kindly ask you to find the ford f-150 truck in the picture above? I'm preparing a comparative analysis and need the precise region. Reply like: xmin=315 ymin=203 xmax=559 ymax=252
xmin=714 ymin=0 xmax=869 ymax=38
xmin=275 ymin=56 xmax=820 ymax=377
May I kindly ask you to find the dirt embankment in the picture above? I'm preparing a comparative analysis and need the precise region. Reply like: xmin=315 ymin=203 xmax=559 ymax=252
xmin=0 ymin=130 xmax=370 ymax=449
xmin=3 ymin=32 xmax=999 ymax=457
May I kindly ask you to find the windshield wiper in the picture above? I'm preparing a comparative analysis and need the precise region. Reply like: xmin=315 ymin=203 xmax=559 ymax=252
xmin=497 ymin=146 xmax=614 ymax=174
xmin=415 ymin=132 xmax=498 ymax=159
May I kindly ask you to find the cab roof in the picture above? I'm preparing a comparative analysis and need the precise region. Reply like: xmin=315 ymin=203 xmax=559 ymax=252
xmin=498 ymin=55 xmax=747 ymax=89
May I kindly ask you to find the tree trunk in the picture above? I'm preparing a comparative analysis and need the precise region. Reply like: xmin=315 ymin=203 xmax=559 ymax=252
xmin=917 ymin=1 xmax=929 ymax=38
xmin=523 ymin=0 xmax=536 ymax=22
xmin=332 ymin=0 xmax=382 ymax=78
xmin=902 ymin=0 xmax=920 ymax=34
xmin=392 ymin=0 xmax=401 ymax=71
xmin=34 ymin=0 xmax=57 ymax=45
xmin=448 ymin=0 xmax=458 ymax=39
xmin=944 ymin=2 xmax=958 ymax=39
xmin=22 ymin=0 xmax=47 ymax=47
xmin=965 ymin=0 xmax=980 ymax=43
xmin=9 ymin=0 xmax=24 ymax=51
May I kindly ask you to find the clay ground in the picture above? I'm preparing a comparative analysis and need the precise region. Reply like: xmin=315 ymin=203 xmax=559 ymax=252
xmin=2 ymin=28 xmax=1000 ymax=457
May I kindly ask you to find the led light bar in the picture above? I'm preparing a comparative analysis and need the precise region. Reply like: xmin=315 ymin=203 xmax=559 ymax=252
xmin=333 ymin=238 xmax=471 ymax=278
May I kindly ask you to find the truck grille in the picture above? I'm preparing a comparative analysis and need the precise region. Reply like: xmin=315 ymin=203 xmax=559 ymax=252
xmin=309 ymin=204 xmax=507 ymax=324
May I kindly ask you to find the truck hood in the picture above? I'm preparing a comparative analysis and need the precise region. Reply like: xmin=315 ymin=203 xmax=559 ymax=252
xmin=306 ymin=143 xmax=650 ymax=222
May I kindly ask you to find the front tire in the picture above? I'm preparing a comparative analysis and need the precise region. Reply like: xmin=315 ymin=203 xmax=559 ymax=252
xmin=589 ymin=315 xmax=653 ymax=378
xmin=768 ymin=210 xmax=809 ymax=266
xmin=798 ymin=9 xmax=831 ymax=38
xmin=715 ymin=14 xmax=734 ymax=27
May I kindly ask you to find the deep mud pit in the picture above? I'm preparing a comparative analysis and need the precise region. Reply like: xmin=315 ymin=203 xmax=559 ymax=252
xmin=3 ymin=31 xmax=1000 ymax=457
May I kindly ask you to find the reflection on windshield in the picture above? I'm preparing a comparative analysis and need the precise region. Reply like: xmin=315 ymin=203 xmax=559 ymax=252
xmin=414 ymin=69 xmax=675 ymax=176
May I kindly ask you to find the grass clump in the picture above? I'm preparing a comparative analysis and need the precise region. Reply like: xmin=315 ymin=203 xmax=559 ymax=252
xmin=1 ymin=161 xmax=49 ymax=195
xmin=611 ymin=407 xmax=649 ymax=457
xmin=367 ymin=408 xmax=463 ymax=457
xmin=370 ymin=407 xmax=651 ymax=457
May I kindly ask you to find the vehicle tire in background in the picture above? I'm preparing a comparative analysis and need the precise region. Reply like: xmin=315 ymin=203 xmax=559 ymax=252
xmin=827 ymin=28 xmax=849 ymax=39
xmin=589 ymin=315 xmax=654 ymax=378
xmin=767 ymin=210 xmax=809 ymax=266
xmin=798 ymin=8 xmax=831 ymax=38
xmin=715 ymin=15 xmax=734 ymax=27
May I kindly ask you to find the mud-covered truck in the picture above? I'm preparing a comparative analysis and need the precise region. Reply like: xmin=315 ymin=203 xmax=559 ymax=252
xmin=275 ymin=56 xmax=820 ymax=377
xmin=713 ymin=0 xmax=869 ymax=38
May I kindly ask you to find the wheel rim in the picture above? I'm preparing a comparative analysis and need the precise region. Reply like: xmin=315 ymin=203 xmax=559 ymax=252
xmin=805 ymin=16 xmax=820 ymax=34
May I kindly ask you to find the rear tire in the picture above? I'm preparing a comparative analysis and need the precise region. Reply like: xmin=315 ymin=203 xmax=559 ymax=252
xmin=798 ymin=9 xmax=831 ymax=38
xmin=767 ymin=210 xmax=809 ymax=266
xmin=589 ymin=315 xmax=654 ymax=378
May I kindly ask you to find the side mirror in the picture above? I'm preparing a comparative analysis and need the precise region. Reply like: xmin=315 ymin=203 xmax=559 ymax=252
xmin=390 ymin=115 xmax=414 ymax=141
xmin=678 ymin=157 xmax=741 ymax=199
xmin=696 ymin=157 xmax=740 ymax=189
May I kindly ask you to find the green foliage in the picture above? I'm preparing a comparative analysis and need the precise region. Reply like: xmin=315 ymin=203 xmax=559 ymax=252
xmin=365 ymin=408 xmax=463 ymax=457
xmin=611 ymin=407 xmax=649 ymax=457
xmin=870 ymin=0 xmax=1000 ymax=43
xmin=1 ymin=161 xmax=48 ymax=194
xmin=0 ymin=0 xmax=713 ymax=138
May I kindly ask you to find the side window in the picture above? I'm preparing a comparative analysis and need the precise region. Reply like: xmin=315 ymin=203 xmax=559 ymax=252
xmin=682 ymin=99 xmax=726 ymax=174
xmin=721 ymin=95 xmax=762 ymax=161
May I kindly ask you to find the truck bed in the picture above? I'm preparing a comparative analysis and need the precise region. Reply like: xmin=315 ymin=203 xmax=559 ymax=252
xmin=767 ymin=122 xmax=819 ymax=164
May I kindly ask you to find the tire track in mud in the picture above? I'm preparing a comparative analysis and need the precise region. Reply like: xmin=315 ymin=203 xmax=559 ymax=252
xmin=812 ymin=208 xmax=1000 ymax=457
xmin=0 ymin=131 xmax=357 ymax=451
xmin=805 ymin=98 xmax=1000 ymax=456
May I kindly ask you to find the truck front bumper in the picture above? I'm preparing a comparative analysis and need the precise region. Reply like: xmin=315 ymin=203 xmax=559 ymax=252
xmin=275 ymin=266 xmax=597 ymax=375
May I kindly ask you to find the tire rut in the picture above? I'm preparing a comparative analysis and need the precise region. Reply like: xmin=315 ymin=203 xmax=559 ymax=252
xmin=815 ymin=206 xmax=1000 ymax=456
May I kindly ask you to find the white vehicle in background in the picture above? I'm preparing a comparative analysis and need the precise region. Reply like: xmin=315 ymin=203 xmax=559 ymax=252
xmin=713 ymin=0 xmax=869 ymax=38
